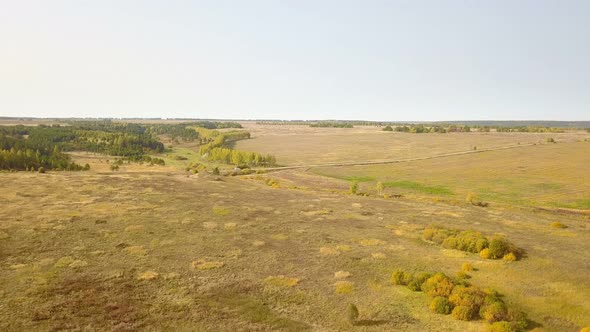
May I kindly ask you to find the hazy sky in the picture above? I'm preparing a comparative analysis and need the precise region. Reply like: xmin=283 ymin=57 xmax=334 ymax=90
xmin=1 ymin=1 xmax=588 ymax=120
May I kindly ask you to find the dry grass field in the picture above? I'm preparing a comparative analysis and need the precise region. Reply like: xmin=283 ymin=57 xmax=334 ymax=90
xmin=1 ymin=122 xmax=589 ymax=331
xmin=234 ymin=123 xmax=590 ymax=166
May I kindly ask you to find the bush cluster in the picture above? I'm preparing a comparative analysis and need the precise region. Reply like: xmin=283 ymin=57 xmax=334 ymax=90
xmin=423 ymin=225 xmax=521 ymax=260
xmin=391 ymin=269 xmax=528 ymax=331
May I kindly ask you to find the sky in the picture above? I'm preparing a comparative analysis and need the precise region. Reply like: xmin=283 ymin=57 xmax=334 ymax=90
xmin=0 ymin=1 xmax=588 ymax=121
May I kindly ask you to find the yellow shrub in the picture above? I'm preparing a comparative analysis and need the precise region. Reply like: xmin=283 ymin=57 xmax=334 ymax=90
xmin=422 ymin=273 xmax=455 ymax=298
xmin=503 ymin=253 xmax=517 ymax=261
xmin=480 ymin=248 xmax=491 ymax=259
xmin=462 ymin=263 xmax=473 ymax=272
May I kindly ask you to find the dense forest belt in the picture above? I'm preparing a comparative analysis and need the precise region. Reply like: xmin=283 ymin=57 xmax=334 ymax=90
xmin=252 ymin=140 xmax=573 ymax=172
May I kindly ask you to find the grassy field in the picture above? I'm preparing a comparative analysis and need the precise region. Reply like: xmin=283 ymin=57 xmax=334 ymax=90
xmin=310 ymin=141 xmax=590 ymax=210
xmin=1 ymin=122 xmax=589 ymax=331
xmin=234 ymin=124 xmax=590 ymax=166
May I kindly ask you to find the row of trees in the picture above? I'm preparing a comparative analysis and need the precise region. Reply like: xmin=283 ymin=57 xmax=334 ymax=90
xmin=494 ymin=126 xmax=564 ymax=133
xmin=309 ymin=121 xmax=353 ymax=128
xmin=384 ymin=125 xmax=471 ymax=133
xmin=203 ymin=147 xmax=277 ymax=167
xmin=195 ymin=128 xmax=277 ymax=167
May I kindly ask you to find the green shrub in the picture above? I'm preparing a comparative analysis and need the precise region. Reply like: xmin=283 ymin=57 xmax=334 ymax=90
xmin=407 ymin=272 xmax=432 ymax=291
xmin=487 ymin=236 xmax=518 ymax=259
xmin=506 ymin=309 xmax=528 ymax=331
xmin=423 ymin=226 xmax=498 ymax=255
xmin=480 ymin=301 xmax=508 ymax=323
xmin=346 ymin=303 xmax=359 ymax=325
xmin=430 ymin=296 xmax=452 ymax=314
xmin=456 ymin=271 xmax=470 ymax=279
xmin=476 ymin=238 xmax=489 ymax=252
xmin=421 ymin=273 xmax=454 ymax=298
xmin=487 ymin=321 xmax=515 ymax=332
xmin=488 ymin=237 xmax=508 ymax=258
xmin=451 ymin=305 xmax=475 ymax=321
xmin=38 ymin=167 xmax=45 ymax=173
xmin=391 ymin=270 xmax=413 ymax=286
xmin=442 ymin=237 xmax=458 ymax=249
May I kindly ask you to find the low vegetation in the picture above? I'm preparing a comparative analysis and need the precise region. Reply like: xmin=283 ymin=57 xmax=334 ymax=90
xmin=423 ymin=225 xmax=521 ymax=260
xmin=391 ymin=269 xmax=528 ymax=331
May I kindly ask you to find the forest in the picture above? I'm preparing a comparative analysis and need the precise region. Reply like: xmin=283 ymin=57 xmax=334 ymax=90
xmin=0 ymin=120 xmax=274 ymax=171
xmin=0 ymin=121 xmax=172 ymax=171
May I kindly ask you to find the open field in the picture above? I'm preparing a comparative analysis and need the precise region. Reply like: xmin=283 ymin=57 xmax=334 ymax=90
xmin=1 ymin=165 xmax=589 ymax=331
xmin=309 ymin=141 xmax=590 ymax=210
xmin=1 ymin=121 xmax=589 ymax=331
xmin=234 ymin=124 xmax=590 ymax=166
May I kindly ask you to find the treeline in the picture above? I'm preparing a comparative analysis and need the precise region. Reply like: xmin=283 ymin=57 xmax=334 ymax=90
xmin=0 ymin=147 xmax=88 ymax=172
xmin=148 ymin=123 xmax=199 ymax=141
xmin=256 ymin=120 xmax=387 ymax=126
xmin=197 ymin=129 xmax=276 ymax=167
xmin=384 ymin=125 xmax=471 ymax=133
xmin=383 ymin=124 xmax=568 ymax=134
xmin=309 ymin=121 xmax=353 ymax=128
xmin=203 ymin=147 xmax=277 ymax=167
xmin=198 ymin=130 xmax=251 ymax=153
xmin=192 ymin=121 xmax=242 ymax=129
xmin=494 ymin=126 xmax=564 ymax=133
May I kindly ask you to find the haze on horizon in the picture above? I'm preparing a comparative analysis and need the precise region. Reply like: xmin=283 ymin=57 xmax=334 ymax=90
xmin=1 ymin=1 xmax=588 ymax=121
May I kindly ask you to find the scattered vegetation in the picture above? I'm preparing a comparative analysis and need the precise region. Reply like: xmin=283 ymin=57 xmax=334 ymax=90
xmin=391 ymin=269 xmax=528 ymax=330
